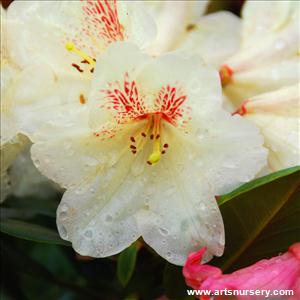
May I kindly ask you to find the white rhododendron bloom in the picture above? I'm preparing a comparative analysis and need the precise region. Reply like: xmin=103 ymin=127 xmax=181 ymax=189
xmin=5 ymin=0 xmax=155 ymax=71
xmin=234 ymin=84 xmax=300 ymax=172
xmin=31 ymin=43 xmax=267 ymax=265
xmin=220 ymin=0 xmax=300 ymax=106
xmin=3 ymin=0 xmax=157 ymax=140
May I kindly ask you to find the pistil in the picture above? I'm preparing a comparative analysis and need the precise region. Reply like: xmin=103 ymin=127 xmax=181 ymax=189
xmin=65 ymin=42 xmax=96 ymax=66
xmin=147 ymin=115 xmax=162 ymax=165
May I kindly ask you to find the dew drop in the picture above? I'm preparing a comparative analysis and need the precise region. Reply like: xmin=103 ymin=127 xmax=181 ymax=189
xmin=166 ymin=252 xmax=172 ymax=258
xmin=198 ymin=203 xmax=206 ymax=210
xmin=34 ymin=159 xmax=41 ymax=168
xmin=84 ymin=229 xmax=93 ymax=239
xmin=159 ymin=227 xmax=169 ymax=236
xmin=59 ymin=225 xmax=68 ymax=239
xmin=59 ymin=211 xmax=68 ymax=220
xmin=60 ymin=203 xmax=69 ymax=212
xmin=105 ymin=214 xmax=113 ymax=223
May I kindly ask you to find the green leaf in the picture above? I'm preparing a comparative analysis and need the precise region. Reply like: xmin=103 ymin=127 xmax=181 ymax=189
xmin=117 ymin=243 xmax=138 ymax=287
xmin=4 ymin=196 xmax=58 ymax=218
xmin=163 ymin=263 xmax=192 ymax=300
xmin=219 ymin=165 xmax=300 ymax=205
xmin=0 ymin=219 xmax=70 ymax=246
xmin=212 ymin=167 xmax=300 ymax=272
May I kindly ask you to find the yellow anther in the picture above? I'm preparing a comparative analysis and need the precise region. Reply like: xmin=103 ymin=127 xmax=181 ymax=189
xmin=65 ymin=42 xmax=96 ymax=66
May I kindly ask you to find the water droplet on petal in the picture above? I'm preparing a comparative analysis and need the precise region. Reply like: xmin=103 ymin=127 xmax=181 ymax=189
xmin=59 ymin=225 xmax=68 ymax=239
xmin=60 ymin=203 xmax=69 ymax=212
xmin=84 ymin=229 xmax=93 ymax=239
xmin=159 ymin=227 xmax=169 ymax=236
xmin=59 ymin=211 xmax=68 ymax=221
xmin=105 ymin=214 xmax=113 ymax=223
xmin=34 ymin=159 xmax=41 ymax=168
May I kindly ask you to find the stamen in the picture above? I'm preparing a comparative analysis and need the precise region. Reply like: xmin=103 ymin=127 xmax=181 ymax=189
xmin=65 ymin=42 xmax=96 ymax=66
xmin=72 ymin=63 xmax=83 ymax=73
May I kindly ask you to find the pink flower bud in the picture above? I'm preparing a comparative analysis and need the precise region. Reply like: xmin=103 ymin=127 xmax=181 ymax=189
xmin=183 ymin=243 xmax=300 ymax=299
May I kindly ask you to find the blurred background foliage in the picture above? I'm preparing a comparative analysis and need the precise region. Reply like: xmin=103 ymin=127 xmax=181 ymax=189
xmin=1 ymin=1 xmax=299 ymax=300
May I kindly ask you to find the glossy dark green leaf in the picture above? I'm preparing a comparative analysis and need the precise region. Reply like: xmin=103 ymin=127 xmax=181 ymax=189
xmin=212 ymin=167 xmax=300 ymax=272
xmin=117 ymin=243 xmax=138 ymax=287
xmin=163 ymin=263 xmax=192 ymax=300
xmin=219 ymin=165 xmax=300 ymax=205
xmin=4 ymin=196 xmax=58 ymax=218
xmin=0 ymin=219 xmax=70 ymax=246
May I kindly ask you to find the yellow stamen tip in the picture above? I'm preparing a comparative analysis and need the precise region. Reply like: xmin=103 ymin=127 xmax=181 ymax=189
xmin=148 ymin=151 xmax=161 ymax=165
xmin=65 ymin=42 xmax=75 ymax=51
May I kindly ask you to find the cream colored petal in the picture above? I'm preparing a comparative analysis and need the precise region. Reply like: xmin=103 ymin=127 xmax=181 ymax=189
xmin=188 ymin=111 xmax=267 ymax=195
xmin=138 ymin=50 xmax=222 ymax=112
xmin=225 ymin=20 xmax=299 ymax=72
xmin=118 ymin=2 xmax=157 ymax=50
xmin=244 ymin=84 xmax=300 ymax=171
xmin=177 ymin=12 xmax=241 ymax=68
xmin=6 ymin=64 xmax=91 ymax=141
xmin=31 ymin=128 xmax=104 ymax=189
xmin=224 ymin=58 xmax=300 ymax=107
xmin=143 ymin=0 xmax=209 ymax=54
xmin=242 ymin=0 xmax=298 ymax=47
xmin=5 ymin=1 xmax=101 ymax=70
xmin=54 ymin=122 xmax=153 ymax=256
xmin=88 ymin=42 xmax=152 ymax=131
xmin=137 ymin=129 xmax=224 ymax=265
xmin=1 ymin=60 xmax=20 ymax=144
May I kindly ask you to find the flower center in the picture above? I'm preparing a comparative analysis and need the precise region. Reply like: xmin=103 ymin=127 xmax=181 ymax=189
xmin=95 ymin=72 xmax=189 ymax=166
xmin=129 ymin=114 xmax=168 ymax=165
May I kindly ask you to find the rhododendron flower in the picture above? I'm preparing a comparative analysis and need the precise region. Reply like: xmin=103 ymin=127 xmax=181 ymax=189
xmin=234 ymin=84 xmax=300 ymax=172
xmin=5 ymin=0 xmax=156 ymax=70
xmin=220 ymin=1 xmax=299 ymax=106
xmin=3 ymin=0 xmax=156 ymax=140
xmin=31 ymin=43 xmax=267 ymax=265
xmin=183 ymin=243 xmax=300 ymax=299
